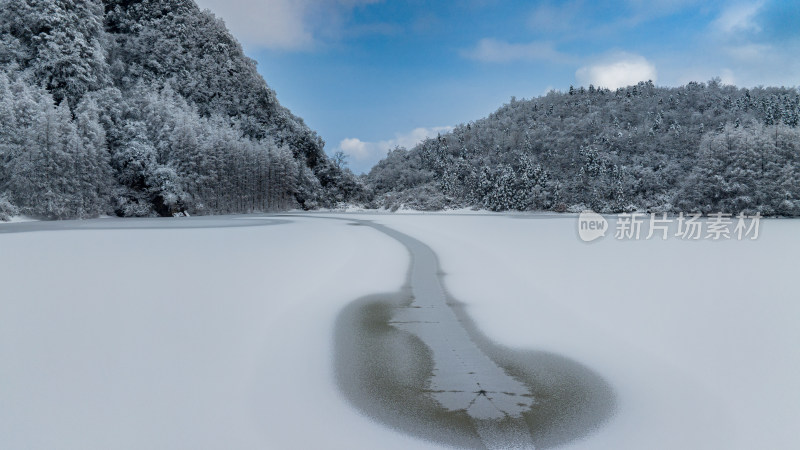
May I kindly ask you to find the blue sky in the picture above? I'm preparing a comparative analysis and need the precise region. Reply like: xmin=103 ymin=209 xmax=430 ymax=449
xmin=195 ymin=0 xmax=800 ymax=173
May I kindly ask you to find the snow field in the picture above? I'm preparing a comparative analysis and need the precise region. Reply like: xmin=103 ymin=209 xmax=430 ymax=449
xmin=2 ymin=213 xmax=798 ymax=449
xmin=0 ymin=217 xmax=444 ymax=450
xmin=369 ymin=213 xmax=800 ymax=449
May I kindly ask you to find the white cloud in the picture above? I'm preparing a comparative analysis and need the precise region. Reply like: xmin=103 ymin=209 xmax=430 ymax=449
xmin=527 ymin=2 xmax=580 ymax=33
xmin=390 ymin=126 xmax=454 ymax=150
xmin=660 ymin=42 xmax=800 ymax=89
xmin=463 ymin=38 xmax=572 ymax=63
xmin=712 ymin=1 xmax=765 ymax=35
xmin=195 ymin=0 xmax=379 ymax=50
xmin=656 ymin=1 xmax=800 ymax=89
xmin=337 ymin=126 xmax=453 ymax=170
xmin=724 ymin=43 xmax=772 ymax=62
xmin=719 ymin=68 xmax=736 ymax=86
xmin=673 ymin=1 xmax=800 ymax=88
xmin=339 ymin=137 xmax=371 ymax=160
xmin=575 ymin=53 xmax=657 ymax=89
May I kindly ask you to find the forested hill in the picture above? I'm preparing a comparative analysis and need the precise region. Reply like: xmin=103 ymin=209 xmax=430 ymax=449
xmin=0 ymin=0 xmax=361 ymax=220
xmin=367 ymin=80 xmax=800 ymax=216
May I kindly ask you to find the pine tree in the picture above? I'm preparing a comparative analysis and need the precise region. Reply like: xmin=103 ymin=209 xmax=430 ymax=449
xmin=74 ymin=96 xmax=113 ymax=215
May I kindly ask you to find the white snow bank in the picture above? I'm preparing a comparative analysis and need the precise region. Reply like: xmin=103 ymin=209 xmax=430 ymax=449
xmin=0 ymin=215 xmax=38 ymax=224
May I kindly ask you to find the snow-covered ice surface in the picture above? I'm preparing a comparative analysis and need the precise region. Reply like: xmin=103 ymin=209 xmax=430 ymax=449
xmin=0 ymin=215 xmax=437 ymax=450
xmin=357 ymin=212 xmax=800 ymax=450
xmin=1 ymin=213 xmax=798 ymax=449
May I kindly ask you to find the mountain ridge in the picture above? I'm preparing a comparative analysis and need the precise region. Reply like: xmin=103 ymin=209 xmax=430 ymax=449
xmin=0 ymin=0 xmax=362 ymax=219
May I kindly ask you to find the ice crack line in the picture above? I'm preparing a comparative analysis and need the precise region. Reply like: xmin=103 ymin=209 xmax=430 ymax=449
xmin=287 ymin=214 xmax=538 ymax=448
xmin=351 ymin=219 xmax=537 ymax=448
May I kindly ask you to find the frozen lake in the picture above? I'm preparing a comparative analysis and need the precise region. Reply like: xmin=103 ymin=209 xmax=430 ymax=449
xmin=331 ymin=218 xmax=612 ymax=449
xmin=1 ymin=213 xmax=798 ymax=449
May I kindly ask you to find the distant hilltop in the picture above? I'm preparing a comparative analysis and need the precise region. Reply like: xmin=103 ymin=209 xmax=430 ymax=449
xmin=366 ymin=80 xmax=800 ymax=216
